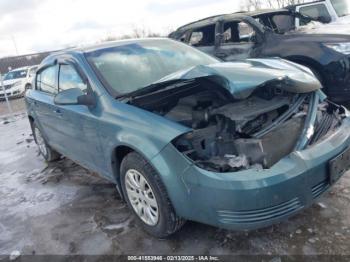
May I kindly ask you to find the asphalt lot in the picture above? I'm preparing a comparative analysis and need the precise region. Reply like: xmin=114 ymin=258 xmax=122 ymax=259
xmin=1 ymin=105 xmax=350 ymax=257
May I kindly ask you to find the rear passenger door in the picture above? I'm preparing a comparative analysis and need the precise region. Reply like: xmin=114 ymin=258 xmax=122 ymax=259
xmin=33 ymin=65 xmax=60 ymax=144
xmin=215 ymin=20 xmax=260 ymax=60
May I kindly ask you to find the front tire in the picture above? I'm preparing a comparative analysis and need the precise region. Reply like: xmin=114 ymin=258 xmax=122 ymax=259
xmin=120 ymin=152 xmax=185 ymax=238
xmin=32 ymin=123 xmax=60 ymax=162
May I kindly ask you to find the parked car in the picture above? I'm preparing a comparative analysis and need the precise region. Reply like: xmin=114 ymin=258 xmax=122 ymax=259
xmin=25 ymin=39 xmax=350 ymax=237
xmin=287 ymin=0 xmax=349 ymax=27
xmin=169 ymin=10 xmax=350 ymax=102
xmin=0 ymin=65 xmax=38 ymax=100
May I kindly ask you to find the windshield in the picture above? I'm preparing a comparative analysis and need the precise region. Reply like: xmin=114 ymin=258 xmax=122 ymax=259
xmin=85 ymin=39 xmax=218 ymax=95
xmin=4 ymin=69 xmax=27 ymax=80
xmin=331 ymin=0 xmax=349 ymax=17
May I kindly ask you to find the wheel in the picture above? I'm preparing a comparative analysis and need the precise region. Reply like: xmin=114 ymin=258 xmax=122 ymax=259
xmin=32 ymin=123 xmax=61 ymax=162
xmin=25 ymin=84 xmax=32 ymax=90
xmin=120 ymin=152 xmax=185 ymax=238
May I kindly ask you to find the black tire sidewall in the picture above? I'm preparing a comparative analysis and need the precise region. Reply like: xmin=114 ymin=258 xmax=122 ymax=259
xmin=33 ymin=123 xmax=53 ymax=161
xmin=120 ymin=152 xmax=178 ymax=238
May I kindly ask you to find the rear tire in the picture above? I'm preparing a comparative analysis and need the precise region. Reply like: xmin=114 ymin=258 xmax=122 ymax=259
xmin=120 ymin=152 xmax=185 ymax=238
xmin=32 ymin=123 xmax=61 ymax=162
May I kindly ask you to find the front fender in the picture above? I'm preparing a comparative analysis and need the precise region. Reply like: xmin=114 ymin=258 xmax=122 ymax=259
xmin=98 ymin=96 xmax=192 ymax=182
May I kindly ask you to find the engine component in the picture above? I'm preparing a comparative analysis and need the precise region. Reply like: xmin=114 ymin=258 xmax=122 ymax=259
xmin=211 ymin=96 xmax=290 ymax=121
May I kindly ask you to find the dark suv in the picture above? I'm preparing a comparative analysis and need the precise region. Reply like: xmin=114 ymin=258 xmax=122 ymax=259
xmin=169 ymin=9 xmax=350 ymax=102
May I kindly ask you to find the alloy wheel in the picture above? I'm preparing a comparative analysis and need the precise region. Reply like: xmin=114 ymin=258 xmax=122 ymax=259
xmin=125 ymin=169 xmax=159 ymax=226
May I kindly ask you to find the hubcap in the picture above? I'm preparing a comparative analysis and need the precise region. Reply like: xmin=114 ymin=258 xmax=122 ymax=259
xmin=125 ymin=169 xmax=159 ymax=226
xmin=35 ymin=127 xmax=47 ymax=157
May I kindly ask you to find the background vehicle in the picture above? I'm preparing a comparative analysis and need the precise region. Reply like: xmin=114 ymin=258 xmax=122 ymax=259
xmin=25 ymin=39 xmax=350 ymax=237
xmin=0 ymin=65 xmax=38 ymax=99
xmin=287 ymin=0 xmax=349 ymax=27
xmin=169 ymin=10 xmax=350 ymax=102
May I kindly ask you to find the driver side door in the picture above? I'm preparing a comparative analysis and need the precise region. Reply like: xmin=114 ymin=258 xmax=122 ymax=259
xmin=51 ymin=62 xmax=102 ymax=171
xmin=215 ymin=20 xmax=260 ymax=61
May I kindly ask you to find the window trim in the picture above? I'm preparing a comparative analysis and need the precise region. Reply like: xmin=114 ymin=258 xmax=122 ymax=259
xmin=35 ymin=64 xmax=58 ymax=96
xmin=188 ymin=23 xmax=217 ymax=47
xmin=57 ymin=63 xmax=88 ymax=93
xmin=298 ymin=3 xmax=332 ymax=25
xmin=219 ymin=20 xmax=258 ymax=46
xmin=35 ymin=57 xmax=92 ymax=97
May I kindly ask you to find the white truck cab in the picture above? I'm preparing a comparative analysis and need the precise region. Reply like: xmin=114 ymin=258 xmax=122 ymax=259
xmin=291 ymin=0 xmax=349 ymax=27
xmin=0 ymin=65 xmax=38 ymax=100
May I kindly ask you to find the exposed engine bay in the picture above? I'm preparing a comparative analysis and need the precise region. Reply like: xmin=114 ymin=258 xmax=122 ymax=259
xmin=127 ymin=78 xmax=345 ymax=172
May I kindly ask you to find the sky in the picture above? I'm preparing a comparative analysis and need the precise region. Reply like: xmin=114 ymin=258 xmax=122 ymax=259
xmin=0 ymin=0 xmax=243 ymax=57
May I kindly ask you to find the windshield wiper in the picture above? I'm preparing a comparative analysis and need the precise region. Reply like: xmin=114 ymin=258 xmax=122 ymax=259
xmin=116 ymin=79 xmax=195 ymax=100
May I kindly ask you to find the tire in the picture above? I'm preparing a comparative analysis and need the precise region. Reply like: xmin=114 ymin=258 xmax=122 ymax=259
xmin=25 ymin=84 xmax=32 ymax=90
xmin=32 ymin=123 xmax=61 ymax=162
xmin=120 ymin=152 xmax=185 ymax=238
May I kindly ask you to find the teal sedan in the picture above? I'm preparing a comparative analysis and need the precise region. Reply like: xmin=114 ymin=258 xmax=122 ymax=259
xmin=25 ymin=38 xmax=350 ymax=238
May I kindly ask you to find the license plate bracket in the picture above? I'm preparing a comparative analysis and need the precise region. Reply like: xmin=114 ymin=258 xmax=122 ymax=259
xmin=329 ymin=147 xmax=350 ymax=185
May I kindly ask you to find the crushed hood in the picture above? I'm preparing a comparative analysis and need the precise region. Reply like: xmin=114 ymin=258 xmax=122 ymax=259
xmin=154 ymin=58 xmax=322 ymax=99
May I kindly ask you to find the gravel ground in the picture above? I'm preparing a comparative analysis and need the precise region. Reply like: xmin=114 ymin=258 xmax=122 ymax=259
xmin=1 ymin=113 xmax=350 ymax=257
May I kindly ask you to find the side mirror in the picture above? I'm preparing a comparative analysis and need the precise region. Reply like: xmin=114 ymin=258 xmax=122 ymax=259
xmin=317 ymin=16 xmax=332 ymax=24
xmin=54 ymin=88 xmax=95 ymax=106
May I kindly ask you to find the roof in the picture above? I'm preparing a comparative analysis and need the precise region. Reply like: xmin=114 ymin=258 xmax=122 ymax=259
xmin=40 ymin=38 xmax=179 ymax=67
xmin=285 ymin=0 xmax=325 ymax=9
xmin=44 ymin=38 xmax=174 ymax=57
xmin=173 ymin=9 xmax=289 ymax=33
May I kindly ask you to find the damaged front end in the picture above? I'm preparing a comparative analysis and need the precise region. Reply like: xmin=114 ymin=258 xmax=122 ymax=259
xmin=171 ymin=90 xmax=345 ymax=172
xmin=126 ymin=61 xmax=347 ymax=173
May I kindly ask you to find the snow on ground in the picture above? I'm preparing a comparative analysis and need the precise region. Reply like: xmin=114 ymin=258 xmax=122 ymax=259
xmin=1 ymin=109 xmax=350 ymax=256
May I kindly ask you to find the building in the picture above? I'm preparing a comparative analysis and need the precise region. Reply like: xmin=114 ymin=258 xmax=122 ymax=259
xmin=0 ymin=51 xmax=52 ymax=75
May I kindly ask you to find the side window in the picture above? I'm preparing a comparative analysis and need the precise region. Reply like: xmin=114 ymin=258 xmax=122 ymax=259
xmin=272 ymin=15 xmax=295 ymax=33
xmin=36 ymin=66 xmax=57 ymax=94
xmin=299 ymin=4 xmax=331 ymax=25
xmin=222 ymin=21 xmax=256 ymax=44
xmin=58 ymin=64 xmax=87 ymax=93
xmin=189 ymin=24 xmax=215 ymax=47
xmin=178 ymin=31 xmax=189 ymax=43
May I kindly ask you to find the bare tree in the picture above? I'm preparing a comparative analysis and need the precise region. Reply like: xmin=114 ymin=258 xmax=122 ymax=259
xmin=241 ymin=0 xmax=309 ymax=10
xmin=99 ymin=26 xmax=162 ymax=43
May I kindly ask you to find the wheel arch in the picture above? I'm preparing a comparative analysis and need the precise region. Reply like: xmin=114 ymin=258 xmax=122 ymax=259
xmin=111 ymin=143 xmax=161 ymax=200
xmin=28 ymin=115 xmax=35 ymax=132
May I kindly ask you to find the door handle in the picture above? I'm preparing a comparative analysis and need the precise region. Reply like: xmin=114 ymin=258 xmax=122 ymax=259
xmin=53 ymin=109 xmax=62 ymax=115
